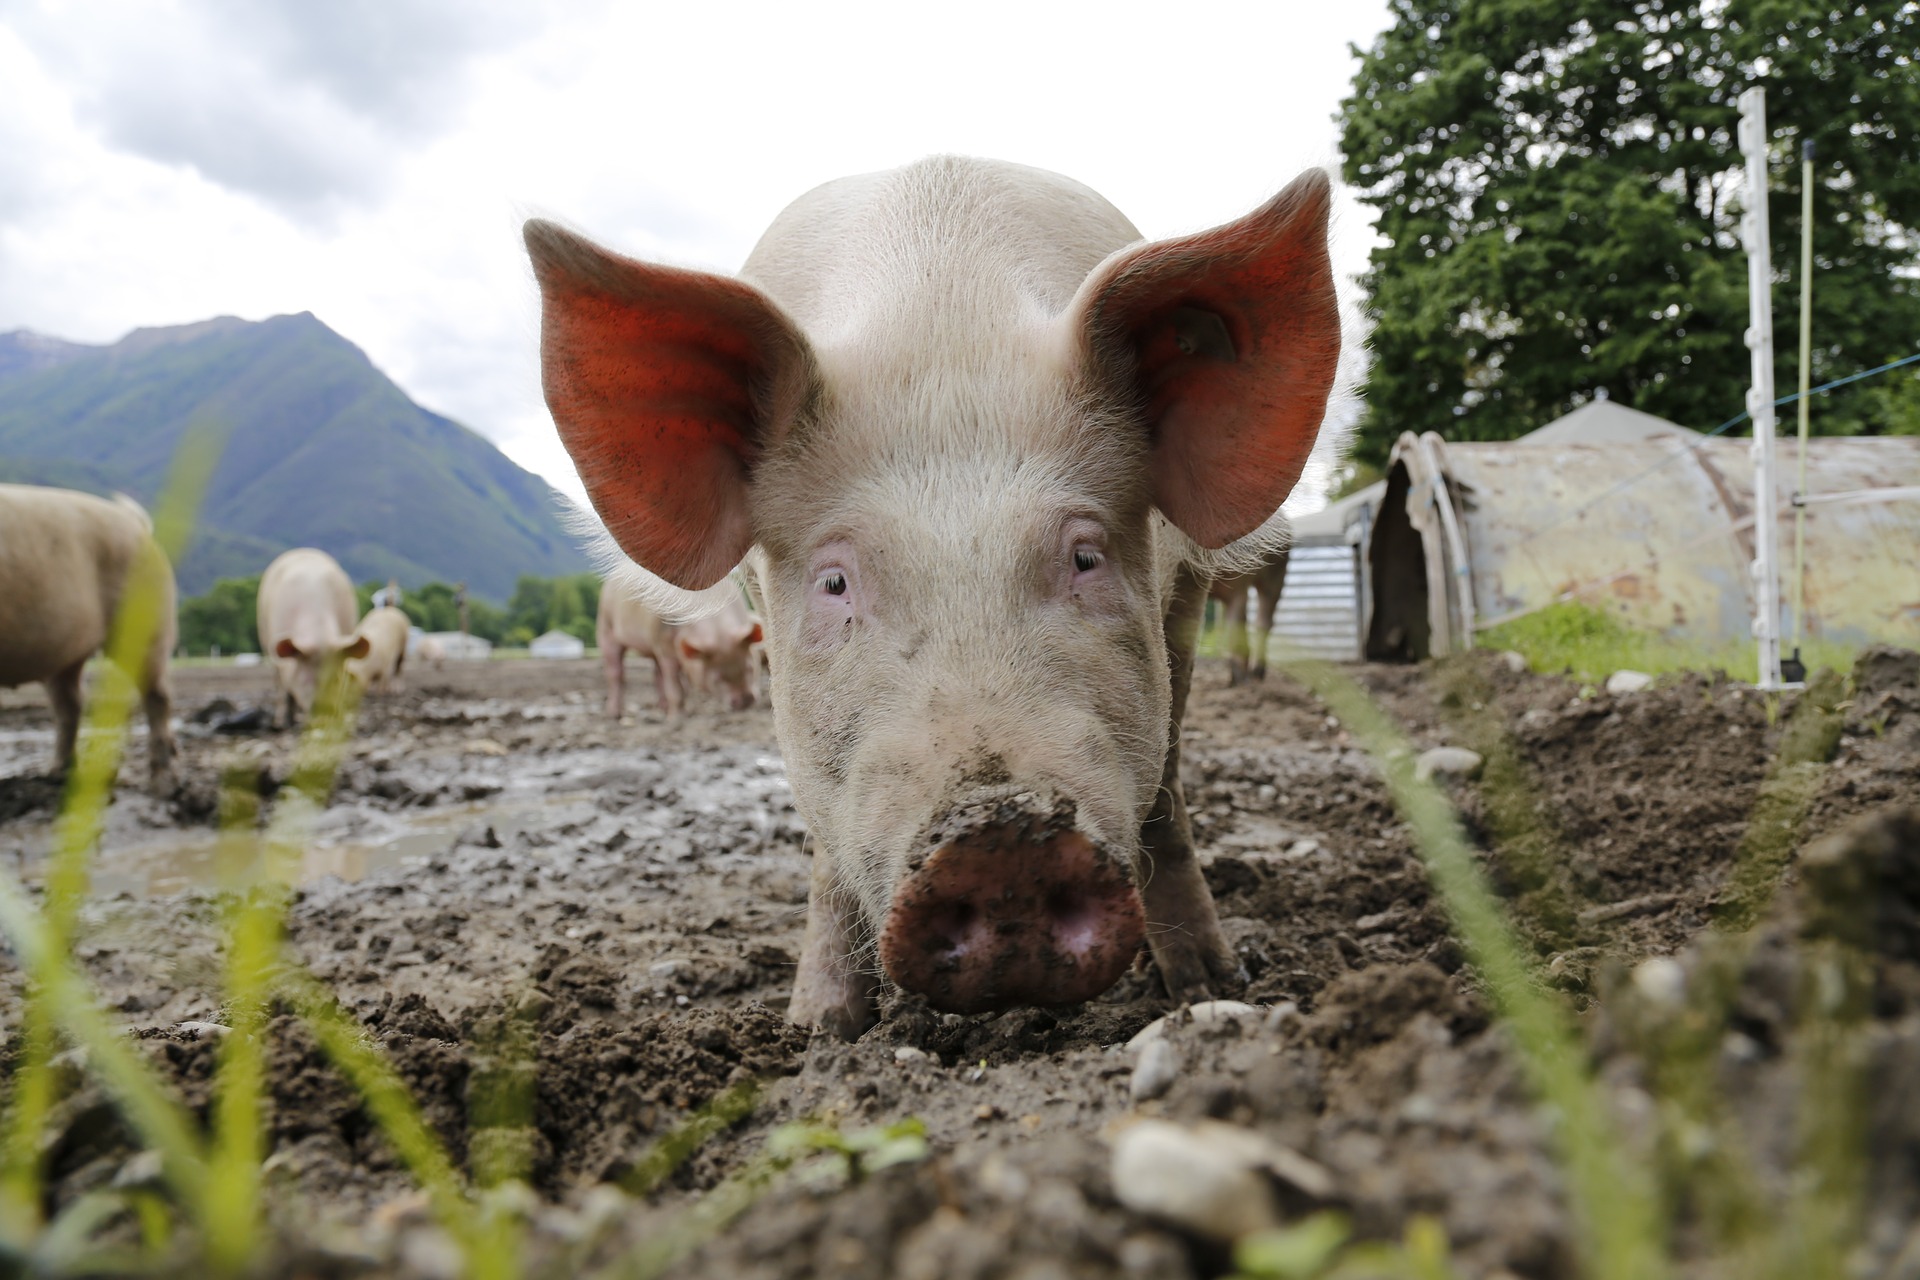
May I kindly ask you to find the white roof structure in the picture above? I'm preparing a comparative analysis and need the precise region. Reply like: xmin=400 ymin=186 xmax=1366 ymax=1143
xmin=423 ymin=631 xmax=492 ymax=660
xmin=1521 ymin=400 xmax=1699 ymax=445
xmin=529 ymin=629 xmax=586 ymax=659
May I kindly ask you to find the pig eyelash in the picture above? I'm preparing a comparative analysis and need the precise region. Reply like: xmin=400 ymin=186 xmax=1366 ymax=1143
xmin=1071 ymin=546 xmax=1103 ymax=575
xmin=817 ymin=569 xmax=849 ymax=596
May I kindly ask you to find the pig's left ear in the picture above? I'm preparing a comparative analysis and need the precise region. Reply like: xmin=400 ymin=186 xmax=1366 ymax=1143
xmin=525 ymin=220 xmax=818 ymax=591
xmin=1066 ymin=170 xmax=1341 ymax=548
xmin=744 ymin=621 xmax=764 ymax=646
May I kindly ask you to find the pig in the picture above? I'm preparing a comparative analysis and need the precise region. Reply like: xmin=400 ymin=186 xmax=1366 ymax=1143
xmin=526 ymin=156 xmax=1342 ymax=1038
xmin=0 ymin=484 xmax=178 ymax=793
xmin=598 ymin=574 xmax=764 ymax=718
xmin=256 ymin=548 xmax=369 ymax=725
xmin=1207 ymin=548 xmax=1291 ymax=685
xmin=347 ymin=605 xmax=411 ymax=695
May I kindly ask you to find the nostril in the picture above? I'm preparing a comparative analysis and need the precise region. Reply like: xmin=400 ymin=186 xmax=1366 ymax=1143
xmin=924 ymin=901 xmax=981 ymax=959
xmin=1046 ymin=888 xmax=1100 ymax=955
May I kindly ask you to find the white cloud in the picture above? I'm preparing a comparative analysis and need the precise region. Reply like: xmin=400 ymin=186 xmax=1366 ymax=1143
xmin=0 ymin=0 xmax=1391 ymax=503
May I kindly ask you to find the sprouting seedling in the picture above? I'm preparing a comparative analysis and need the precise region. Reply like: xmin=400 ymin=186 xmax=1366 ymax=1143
xmin=765 ymin=1117 xmax=929 ymax=1187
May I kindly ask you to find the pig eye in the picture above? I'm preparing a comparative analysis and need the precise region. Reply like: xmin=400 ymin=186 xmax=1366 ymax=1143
xmin=1072 ymin=548 xmax=1102 ymax=574
xmin=818 ymin=570 xmax=848 ymax=596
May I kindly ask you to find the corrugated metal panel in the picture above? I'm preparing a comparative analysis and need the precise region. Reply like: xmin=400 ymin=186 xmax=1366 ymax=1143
xmin=1272 ymin=544 xmax=1362 ymax=660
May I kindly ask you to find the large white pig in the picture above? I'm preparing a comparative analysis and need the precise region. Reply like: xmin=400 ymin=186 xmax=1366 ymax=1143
xmin=0 ymin=484 xmax=178 ymax=793
xmin=346 ymin=605 xmax=411 ymax=695
xmin=598 ymin=574 xmax=763 ymax=718
xmin=527 ymin=157 xmax=1342 ymax=1037
xmin=256 ymin=549 xmax=368 ymax=725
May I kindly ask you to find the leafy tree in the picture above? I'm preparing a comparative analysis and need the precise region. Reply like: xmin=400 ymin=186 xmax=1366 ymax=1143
xmin=1340 ymin=0 xmax=1920 ymax=465
xmin=177 ymin=575 xmax=261 ymax=656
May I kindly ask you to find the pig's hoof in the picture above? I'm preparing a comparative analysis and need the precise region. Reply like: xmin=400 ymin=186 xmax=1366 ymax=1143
xmin=1150 ymin=934 xmax=1250 ymax=1005
xmin=789 ymin=987 xmax=878 ymax=1042
xmin=879 ymin=800 xmax=1144 ymax=1015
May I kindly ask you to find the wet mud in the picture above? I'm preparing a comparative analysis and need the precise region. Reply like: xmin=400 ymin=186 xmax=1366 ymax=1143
xmin=1 ymin=648 xmax=1916 ymax=1277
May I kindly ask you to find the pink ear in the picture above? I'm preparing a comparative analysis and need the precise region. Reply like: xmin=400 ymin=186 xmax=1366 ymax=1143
xmin=744 ymin=621 xmax=764 ymax=646
xmin=343 ymin=635 xmax=372 ymax=660
xmin=677 ymin=637 xmax=702 ymax=663
xmin=1069 ymin=170 xmax=1341 ymax=548
xmin=275 ymin=638 xmax=302 ymax=660
xmin=524 ymin=220 xmax=818 ymax=590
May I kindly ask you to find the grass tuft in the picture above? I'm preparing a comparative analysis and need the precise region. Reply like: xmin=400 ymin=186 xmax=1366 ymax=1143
xmin=1479 ymin=601 xmax=1862 ymax=682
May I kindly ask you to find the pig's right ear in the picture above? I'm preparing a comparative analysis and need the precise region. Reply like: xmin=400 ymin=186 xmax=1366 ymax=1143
xmin=275 ymin=638 xmax=303 ymax=660
xmin=524 ymin=220 xmax=819 ymax=591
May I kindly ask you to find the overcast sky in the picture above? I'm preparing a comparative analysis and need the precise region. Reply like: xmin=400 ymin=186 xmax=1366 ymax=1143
xmin=0 ymin=0 xmax=1392 ymax=502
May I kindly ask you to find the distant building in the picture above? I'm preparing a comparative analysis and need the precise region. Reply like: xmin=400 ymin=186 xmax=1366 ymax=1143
xmin=423 ymin=631 xmax=492 ymax=660
xmin=529 ymin=630 xmax=586 ymax=660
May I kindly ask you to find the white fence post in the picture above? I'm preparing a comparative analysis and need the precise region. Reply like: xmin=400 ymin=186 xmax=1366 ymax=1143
xmin=1738 ymin=86 xmax=1787 ymax=690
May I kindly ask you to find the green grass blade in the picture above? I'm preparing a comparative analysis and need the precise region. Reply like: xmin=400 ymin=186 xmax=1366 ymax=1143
xmin=0 ymin=871 xmax=209 ymax=1209
xmin=1285 ymin=657 xmax=1666 ymax=1280
xmin=204 ymin=654 xmax=364 ymax=1273
xmin=2 ymin=433 xmax=218 ymax=1230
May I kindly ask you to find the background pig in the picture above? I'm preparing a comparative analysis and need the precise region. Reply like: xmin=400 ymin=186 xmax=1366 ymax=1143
xmin=1207 ymin=548 xmax=1292 ymax=685
xmin=346 ymin=605 xmax=411 ymax=695
xmin=0 ymin=484 xmax=178 ymax=793
xmin=598 ymin=574 xmax=763 ymax=718
xmin=528 ymin=156 xmax=1341 ymax=1038
xmin=257 ymin=548 xmax=368 ymax=725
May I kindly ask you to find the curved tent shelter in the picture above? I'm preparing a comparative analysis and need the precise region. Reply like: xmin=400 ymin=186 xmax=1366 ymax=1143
xmin=1365 ymin=402 xmax=1920 ymax=660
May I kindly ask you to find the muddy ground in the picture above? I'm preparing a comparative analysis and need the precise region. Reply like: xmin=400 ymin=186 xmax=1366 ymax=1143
xmin=1 ymin=647 xmax=1917 ymax=1277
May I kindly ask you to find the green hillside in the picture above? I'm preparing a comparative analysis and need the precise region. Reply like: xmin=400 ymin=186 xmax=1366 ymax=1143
xmin=0 ymin=315 xmax=589 ymax=598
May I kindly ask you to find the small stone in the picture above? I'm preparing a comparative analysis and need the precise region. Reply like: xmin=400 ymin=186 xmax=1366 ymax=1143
xmin=464 ymin=738 xmax=509 ymax=757
xmin=174 ymin=1020 xmax=230 ymax=1040
xmin=1605 ymin=669 xmax=1655 ymax=695
xmin=1414 ymin=746 xmax=1484 ymax=783
xmin=1631 ymin=956 xmax=1687 ymax=1008
xmin=975 ymin=1103 xmax=1001 ymax=1122
xmin=1261 ymin=1001 xmax=1301 ymax=1035
xmin=1130 ymin=1038 xmax=1180 ymax=1103
xmin=1498 ymin=649 xmax=1530 ymax=673
xmin=893 ymin=1046 xmax=929 ymax=1065
xmin=1109 ymin=1120 xmax=1281 ymax=1241
xmin=1125 ymin=1000 xmax=1262 ymax=1050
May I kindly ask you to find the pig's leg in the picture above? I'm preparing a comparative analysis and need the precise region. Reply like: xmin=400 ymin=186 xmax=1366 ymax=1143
xmin=654 ymin=648 xmax=684 ymax=718
xmin=1139 ymin=566 xmax=1245 ymax=1002
xmin=604 ymin=643 xmax=626 ymax=720
xmin=1223 ymin=586 xmax=1250 ymax=686
xmin=44 ymin=660 xmax=84 ymax=779
xmin=1249 ymin=582 xmax=1280 ymax=682
xmin=790 ymin=859 xmax=880 ymax=1039
xmin=140 ymin=648 xmax=178 ymax=795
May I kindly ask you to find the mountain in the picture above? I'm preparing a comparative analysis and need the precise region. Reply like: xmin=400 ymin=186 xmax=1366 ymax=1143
xmin=0 ymin=314 xmax=590 ymax=598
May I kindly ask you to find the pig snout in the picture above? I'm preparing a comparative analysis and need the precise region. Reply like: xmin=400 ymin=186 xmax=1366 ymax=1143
xmin=878 ymin=793 xmax=1144 ymax=1015
xmin=727 ymin=686 xmax=755 ymax=712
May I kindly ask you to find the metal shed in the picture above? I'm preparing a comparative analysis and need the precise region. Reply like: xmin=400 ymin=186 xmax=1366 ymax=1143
xmin=1268 ymin=483 xmax=1383 ymax=661
xmin=1365 ymin=404 xmax=1920 ymax=659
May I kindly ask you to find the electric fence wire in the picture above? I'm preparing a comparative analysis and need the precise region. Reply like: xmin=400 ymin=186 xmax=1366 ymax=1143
xmin=1511 ymin=348 xmax=1920 ymax=549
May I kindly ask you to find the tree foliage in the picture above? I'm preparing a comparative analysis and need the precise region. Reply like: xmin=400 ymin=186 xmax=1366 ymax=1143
xmin=1341 ymin=0 xmax=1920 ymax=465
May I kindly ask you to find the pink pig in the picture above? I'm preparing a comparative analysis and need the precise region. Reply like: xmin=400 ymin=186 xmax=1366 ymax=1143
xmin=526 ymin=157 xmax=1341 ymax=1037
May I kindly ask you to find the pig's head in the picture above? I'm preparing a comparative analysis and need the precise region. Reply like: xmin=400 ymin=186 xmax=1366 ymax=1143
xmin=526 ymin=168 xmax=1339 ymax=1019
xmin=276 ymin=634 xmax=371 ymax=712
xmin=677 ymin=609 xmax=765 ymax=711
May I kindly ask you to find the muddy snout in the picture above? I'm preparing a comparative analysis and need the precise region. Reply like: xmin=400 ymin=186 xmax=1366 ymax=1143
xmin=878 ymin=793 xmax=1145 ymax=1015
